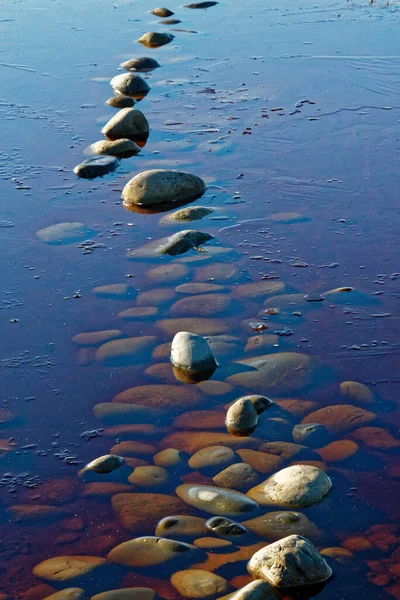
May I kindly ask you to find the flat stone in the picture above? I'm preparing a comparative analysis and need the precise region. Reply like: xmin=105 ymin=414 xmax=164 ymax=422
xmin=102 ymin=108 xmax=149 ymax=141
xmin=121 ymin=57 xmax=161 ymax=72
xmin=22 ymin=477 xmax=79 ymax=505
xmin=320 ymin=547 xmax=354 ymax=564
xmin=110 ymin=441 xmax=157 ymax=457
xmin=108 ymin=537 xmax=204 ymax=568
xmin=112 ymin=384 xmax=204 ymax=412
xmin=96 ymin=337 xmax=157 ymax=366
xmin=301 ymin=404 xmax=377 ymax=434
xmin=153 ymin=448 xmax=189 ymax=469
xmin=72 ymin=330 xmax=125 ymax=346
xmin=144 ymin=362 xmax=175 ymax=384
xmin=194 ymin=537 xmax=232 ymax=551
xmin=104 ymin=424 xmax=165 ymax=439
xmin=227 ymin=580 xmax=277 ymax=600
xmin=118 ymin=307 xmax=159 ymax=320
xmin=173 ymin=410 xmax=226 ymax=430
xmin=166 ymin=206 xmax=214 ymax=222
xmin=44 ymin=589 xmax=85 ymax=600
xmin=171 ymin=331 xmax=217 ymax=374
xmin=188 ymin=446 xmax=240 ymax=476
xmin=339 ymin=381 xmax=375 ymax=404
xmin=226 ymin=353 xmax=313 ymax=394
xmin=316 ymin=440 xmax=359 ymax=463
xmin=32 ymin=556 xmax=108 ymax=582
xmin=197 ymin=381 xmax=233 ymax=397
xmin=232 ymin=281 xmax=285 ymax=299
xmin=170 ymin=294 xmax=231 ymax=317
xmin=247 ymin=465 xmax=331 ymax=508
xmin=7 ymin=505 xmax=71 ymax=525
xmin=23 ymin=585 xmax=56 ymax=600
xmin=93 ymin=402 xmax=164 ymax=425
xmin=74 ymin=156 xmax=118 ymax=179
xmin=107 ymin=96 xmax=136 ymax=108
xmin=155 ymin=515 xmax=206 ymax=540
xmin=136 ymin=288 xmax=175 ymax=306
xmin=89 ymin=139 xmax=140 ymax=158
xmin=122 ymin=170 xmax=206 ymax=207
xmin=176 ymin=283 xmax=226 ymax=295
xmin=194 ymin=263 xmax=239 ymax=283
xmin=160 ymin=431 xmax=262 ymax=453
xmin=128 ymin=466 xmax=169 ymax=488
xmin=147 ymin=263 xmax=189 ymax=283
xmin=176 ymin=484 xmax=259 ymax=517
xmin=213 ymin=463 xmax=260 ymax=491
xmin=236 ymin=450 xmax=282 ymax=475
xmin=158 ymin=18 xmax=181 ymax=24
xmin=112 ymin=493 xmax=191 ymax=534
xmin=151 ymin=7 xmax=174 ymax=16
xmin=138 ymin=32 xmax=175 ymax=48
xmin=247 ymin=535 xmax=332 ymax=588
xmin=243 ymin=511 xmax=320 ymax=542
xmin=259 ymin=442 xmax=316 ymax=461
xmin=92 ymin=589 xmax=156 ymax=600
xmin=226 ymin=398 xmax=258 ymax=437
xmin=110 ymin=73 xmax=150 ymax=99
xmin=273 ymin=398 xmax=319 ymax=418
xmin=36 ymin=222 xmax=91 ymax=245
xmin=292 ymin=423 xmax=329 ymax=447
xmin=157 ymin=318 xmax=229 ymax=336
xmin=93 ymin=283 xmax=136 ymax=299
xmin=171 ymin=569 xmax=229 ymax=599
xmin=350 ymin=426 xmax=400 ymax=451
xmin=205 ymin=516 xmax=248 ymax=539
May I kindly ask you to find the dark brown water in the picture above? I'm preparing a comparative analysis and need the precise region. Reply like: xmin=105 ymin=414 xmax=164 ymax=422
xmin=1 ymin=0 xmax=399 ymax=598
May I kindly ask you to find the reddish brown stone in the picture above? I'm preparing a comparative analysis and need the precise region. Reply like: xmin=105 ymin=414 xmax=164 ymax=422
xmin=110 ymin=440 xmax=157 ymax=457
xmin=302 ymin=404 xmax=376 ymax=434
xmin=173 ymin=410 xmax=226 ymax=430
xmin=351 ymin=427 xmax=400 ymax=451
xmin=236 ymin=449 xmax=283 ymax=474
xmin=22 ymin=477 xmax=80 ymax=505
xmin=160 ymin=431 xmax=262 ymax=453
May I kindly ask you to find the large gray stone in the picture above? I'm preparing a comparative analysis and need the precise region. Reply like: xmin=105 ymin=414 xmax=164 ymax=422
xmin=176 ymin=484 xmax=259 ymax=517
xmin=74 ymin=156 xmax=119 ymax=179
xmin=226 ymin=398 xmax=258 ymax=437
xmin=171 ymin=331 xmax=217 ymax=374
xmin=110 ymin=73 xmax=150 ymax=99
xmin=227 ymin=580 xmax=277 ymax=600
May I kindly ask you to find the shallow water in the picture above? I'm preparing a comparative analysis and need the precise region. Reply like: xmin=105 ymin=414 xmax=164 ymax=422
xmin=1 ymin=0 xmax=399 ymax=598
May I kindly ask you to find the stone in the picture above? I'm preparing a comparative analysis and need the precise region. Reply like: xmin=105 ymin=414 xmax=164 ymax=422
xmin=160 ymin=431 xmax=262 ymax=453
xmin=259 ymin=442 xmax=314 ymax=461
xmin=32 ymin=556 xmax=108 ymax=582
xmin=155 ymin=515 xmax=207 ymax=540
xmin=197 ymin=381 xmax=233 ymax=397
xmin=158 ymin=18 xmax=181 ymax=24
xmin=128 ymin=466 xmax=169 ymax=488
xmin=110 ymin=73 xmax=150 ymax=100
xmin=205 ymin=516 xmax=247 ymax=539
xmin=104 ymin=424 xmax=165 ymax=439
xmin=92 ymin=589 xmax=156 ymax=600
xmin=122 ymin=170 xmax=206 ymax=207
xmin=227 ymin=580 xmax=277 ymax=600
xmin=188 ymin=446 xmax=240 ymax=476
xmin=167 ymin=206 xmax=214 ymax=222
xmin=339 ymin=381 xmax=375 ymax=404
xmin=110 ymin=441 xmax=156 ymax=458
xmin=243 ymin=511 xmax=320 ymax=542
xmin=96 ymin=336 xmax=157 ymax=366
xmin=204 ymin=336 xmax=242 ymax=360
xmin=89 ymin=139 xmax=140 ymax=158
xmin=107 ymin=95 xmax=136 ymax=108
xmin=173 ymin=410 xmax=226 ymax=430
xmin=147 ymin=263 xmax=189 ymax=283
xmin=153 ymin=448 xmax=189 ymax=470
xmin=121 ymin=57 xmax=161 ymax=72
xmin=72 ymin=330 xmax=125 ymax=346
xmin=247 ymin=465 xmax=331 ymax=508
xmin=157 ymin=318 xmax=229 ymax=336
xmin=236 ymin=450 xmax=282 ymax=476
xmin=170 ymin=294 xmax=231 ymax=317
xmin=144 ymin=362 xmax=175 ymax=384
xmin=273 ymin=398 xmax=319 ymax=418
xmin=232 ymin=281 xmax=284 ymax=299
xmin=81 ymin=455 xmax=125 ymax=475
xmin=74 ymin=156 xmax=119 ymax=179
xmin=7 ymin=505 xmax=71 ymax=525
xmin=292 ymin=423 xmax=329 ymax=447
xmin=22 ymin=477 xmax=79 ymax=505
xmin=93 ymin=284 xmax=135 ymax=299
xmin=138 ymin=32 xmax=175 ymax=48
xmin=213 ymin=463 xmax=260 ymax=491
xmin=102 ymin=108 xmax=149 ymax=141
xmin=112 ymin=384 xmax=204 ymax=412
xmin=316 ymin=440 xmax=359 ymax=463
xmin=240 ymin=396 xmax=274 ymax=415
xmin=194 ymin=263 xmax=239 ymax=283
xmin=320 ymin=547 xmax=353 ymax=564
xmin=247 ymin=535 xmax=332 ymax=588
xmin=323 ymin=287 xmax=378 ymax=305
xmin=43 ymin=590 xmax=85 ymax=600
xmin=159 ymin=230 xmax=213 ymax=256
xmin=151 ymin=7 xmax=174 ymax=16
xmin=118 ymin=307 xmax=158 ymax=320
xmin=351 ymin=426 xmax=400 ymax=451
xmin=82 ymin=482 xmax=133 ymax=498
xmin=94 ymin=402 xmax=163 ymax=425
xmin=36 ymin=222 xmax=91 ymax=245
xmin=108 ymin=537 xmax=204 ymax=568
xmin=226 ymin=398 xmax=259 ymax=437
xmin=171 ymin=569 xmax=229 ymax=598
xmin=244 ymin=335 xmax=279 ymax=353
xmin=171 ymin=331 xmax=217 ymax=374
xmin=194 ymin=537 xmax=232 ymax=551
xmin=136 ymin=288 xmax=175 ymax=306
xmin=176 ymin=484 xmax=259 ymax=517
xmin=301 ymin=405 xmax=377 ymax=434
xmin=176 ymin=283 xmax=226 ymax=294
xmin=23 ymin=585 xmax=56 ymax=600
xmin=112 ymin=493 xmax=191 ymax=534
xmin=226 ymin=353 xmax=313 ymax=394
xmin=185 ymin=1 xmax=218 ymax=7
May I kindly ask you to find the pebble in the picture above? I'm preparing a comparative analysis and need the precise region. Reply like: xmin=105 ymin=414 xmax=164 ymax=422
xmin=138 ymin=32 xmax=175 ymax=48
xmin=121 ymin=57 xmax=161 ymax=72
xmin=158 ymin=18 xmax=181 ymax=24
xmin=153 ymin=448 xmax=189 ymax=470
xmin=157 ymin=317 xmax=229 ymax=337
xmin=188 ymin=446 xmax=239 ymax=476
xmin=95 ymin=336 xmax=157 ymax=366
xmin=226 ymin=398 xmax=259 ymax=437
xmin=89 ymin=139 xmax=140 ymax=158
xmin=92 ymin=283 xmax=135 ymax=299
xmin=316 ymin=440 xmax=359 ymax=463
xmin=128 ymin=466 xmax=169 ymax=488
xmin=107 ymin=537 xmax=204 ymax=568
xmin=171 ymin=331 xmax=217 ymax=374
xmin=176 ymin=283 xmax=226 ymax=294
xmin=170 ymin=569 xmax=229 ymax=599
xmin=243 ymin=511 xmax=320 ymax=541
xmin=170 ymin=293 xmax=231 ymax=317
xmin=273 ymin=399 xmax=319 ymax=418
xmin=22 ymin=477 xmax=79 ymax=505
xmin=36 ymin=222 xmax=91 ymax=244
xmin=112 ymin=493 xmax=190 ymax=534
xmin=194 ymin=263 xmax=239 ymax=282
xmin=151 ymin=7 xmax=174 ymax=16
xmin=81 ymin=455 xmax=125 ymax=474
xmin=301 ymin=405 xmax=377 ymax=434
xmin=107 ymin=95 xmax=136 ymax=108
xmin=232 ymin=281 xmax=285 ymax=299
xmin=173 ymin=410 xmax=225 ymax=430
xmin=247 ymin=464 xmax=332 ymax=508
xmin=292 ymin=423 xmax=329 ymax=447
xmin=147 ymin=263 xmax=189 ymax=283
xmin=32 ymin=556 xmax=108 ymax=582
xmin=350 ymin=426 xmax=400 ymax=451
xmin=155 ymin=515 xmax=207 ymax=540
xmin=113 ymin=383 xmax=204 ymax=412
xmin=235 ymin=450 xmax=282 ymax=475
xmin=73 ymin=156 xmax=119 ymax=179
xmin=193 ymin=537 xmax=232 ymax=551
xmin=227 ymin=580 xmax=277 ymax=600
xmin=136 ymin=288 xmax=175 ymax=306
xmin=118 ymin=307 xmax=159 ymax=320
xmin=102 ymin=108 xmax=149 ymax=141
xmin=167 ymin=206 xmax=214 ymax=222
xmin=248 ymin=535 xmax=332 ymax=588
xmin=72 ymin=330 xmax=125 ymax=346
xmin=122 ymin=170 xmax=206 ymax=206
xmin=92 ymin=589 xmax=156 ymax=600
xmin=213 ymin=463 xmax=260 ymax=491
xmin=339 ymin=381 xmax=375 ymax=404
xmin=176 ymin=484 xmax=259 ymax=517
xmin=110 ymin=73 xmax=150 ymax=99
xmin=160 ymin=431 xmax=261 ymax=453
xmin=205 ymin=516 xmax=248 ymax=539
xmin=93 ymin=402 xmax=164 ymax=425
xmin=44 ymin=590 xmax=85 ymax=600
xmin=110 ymin=441 xmax=156 ymax=457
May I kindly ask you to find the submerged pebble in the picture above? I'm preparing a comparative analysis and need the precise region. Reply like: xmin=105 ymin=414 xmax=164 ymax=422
xmin=107 ymin=536 xmax=204 ymax=568
xmin=72 ymin=330 xmax=125 ymax=346
xmin=73 ymin=156 xmax=119 ymax=179
xmin=36 ymin=222 xmax=91 ymax=244
xmin=213 ymin=462 xmax=260 ymax=491
xmin=188 ymin=446 xmax=239 ymax=476
xmin=170 ymin=569 xmax=229 ymax=599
